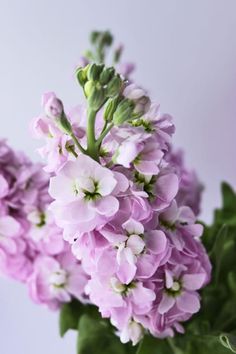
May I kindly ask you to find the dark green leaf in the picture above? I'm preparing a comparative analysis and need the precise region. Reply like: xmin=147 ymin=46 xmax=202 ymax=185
xmin=228 ymin=272 xmax=236 ymax=296
xmin=59 ymin=299 xmax=84 ymax=337
xmin=77 ymin=314 xmax=126 ymax=354
xmin=222 ymin=183 xmax=236 ymax=214
xmin=59 ymin=300 xmax=99 ymax=337
xmin=136 ymin=335 xmax=181 ymax=354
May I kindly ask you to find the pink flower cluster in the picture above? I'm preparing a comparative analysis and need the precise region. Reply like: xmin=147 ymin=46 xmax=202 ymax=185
xmin=0 ymin=140 xmax=88 ymax=309
xmin=32 ymin=88 xmax=211 ymax=345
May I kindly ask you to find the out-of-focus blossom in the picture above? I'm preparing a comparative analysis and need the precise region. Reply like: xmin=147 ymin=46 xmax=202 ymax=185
xmin=0 ymin=140 xmax=88 ymax=309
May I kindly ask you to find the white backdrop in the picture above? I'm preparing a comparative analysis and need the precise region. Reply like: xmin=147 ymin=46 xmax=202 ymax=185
xmin=0 ymin=1 xmax=236 ymax=353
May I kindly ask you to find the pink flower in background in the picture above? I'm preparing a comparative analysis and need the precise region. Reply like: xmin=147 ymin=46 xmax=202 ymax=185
xmin=28 ymin=251 xmax=88 ymax=309
xmin=0 ymin=140 xmax=88 ymax=308
xmin=166 ymin=149 xmax=203 ymax=215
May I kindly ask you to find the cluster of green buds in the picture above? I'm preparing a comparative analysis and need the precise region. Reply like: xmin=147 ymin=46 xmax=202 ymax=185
xmin=76 ymin=63 xmax=150 ymax=126
xmin=76 ymin=63 xmax=123 ymax=111
xmin=75 ymin=62 xmax=151 ymax=160
xmin=90 ymin=30 xmax=113 ymax=63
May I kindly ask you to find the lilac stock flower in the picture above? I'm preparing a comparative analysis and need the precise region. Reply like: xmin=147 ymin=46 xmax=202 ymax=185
xmin=30 ymin=77 xmax=210 ymax=345
xmin=0 ymin=140 xmax=88 ymax=308
xmin=28 ymin=251 xmax=88 ymax=310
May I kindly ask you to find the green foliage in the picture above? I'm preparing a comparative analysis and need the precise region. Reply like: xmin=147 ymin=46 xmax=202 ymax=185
xmin=136 ymin=336 xmax=176 ymax=354
xmin=184 ymin=182 xmax=236 ymax=353
xmin=77 ymin=314 xmax=127 ymax=354
xmin=59 ymin=299 xmax=99 ymax=337
xmin=220 ymin=334 xmax=236 ymax=353
xmin=59 ymin=182 xmax=236 ymax=354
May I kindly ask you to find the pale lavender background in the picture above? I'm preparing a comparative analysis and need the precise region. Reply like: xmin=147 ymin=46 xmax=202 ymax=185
xmin=0 ymin=0 xmax=236 ymax=353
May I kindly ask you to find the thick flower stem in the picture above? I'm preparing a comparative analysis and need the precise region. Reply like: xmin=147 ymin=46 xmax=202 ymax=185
xmin=87 ymin=108 xmax=99 ymax=161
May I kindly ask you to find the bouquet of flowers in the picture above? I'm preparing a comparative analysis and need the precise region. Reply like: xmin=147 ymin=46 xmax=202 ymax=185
xmin=1 ymin=30 xmax=236 ymax=354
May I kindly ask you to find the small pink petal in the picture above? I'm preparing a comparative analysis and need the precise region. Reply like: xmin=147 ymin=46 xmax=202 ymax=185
xmin=176 ymin=292 xmax=200 ymax=313
xmin=158 ymin=294 xmax=175 ymax=314
xmin=182 ymin=273 xmax=206 ymax=291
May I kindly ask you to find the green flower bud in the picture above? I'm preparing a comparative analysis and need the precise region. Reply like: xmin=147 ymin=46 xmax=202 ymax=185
xmin=99 ymin=67 xmax=115 ymax=85
xmin=113 ymin=98 xmax=135 ymax=125
xmin=88 ymin=85 xmax=105 ymax=111
xmin=87 ymin=63 xmax=104 ymax=81
xmin=84 ymin=80 xmax=95 ymax=97
xmin=104 ymin=96 xmax=119 ymax=122
xmin=100 ymin=30 xmax=113 ymax=47
xmin=90 ymin=31 xmax=100 ymax=44
xmin=106 ymin=75 xmax=122 ymax=98
xmin=56 ymin=113 xmax=73 ymax=135
xmin=75 ymin=64 xmax=89 ymax=86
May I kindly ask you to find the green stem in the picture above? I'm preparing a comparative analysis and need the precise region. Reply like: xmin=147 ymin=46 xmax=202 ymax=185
xmin=96 ymin=122 xmax=114 ymax=147
xmin=87 ymin=109 xmax=99 ymax=161
xmin=167 ymin=337 xmax=182 ymax=354
xmin=70 ymin=133 xmax=86 ymax=154
xmin=66 ymin=145 xmax=78 ymax=158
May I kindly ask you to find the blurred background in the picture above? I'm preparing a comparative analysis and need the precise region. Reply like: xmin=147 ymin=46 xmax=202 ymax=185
xmin=0 ymin=0 xmax=236 ymax=353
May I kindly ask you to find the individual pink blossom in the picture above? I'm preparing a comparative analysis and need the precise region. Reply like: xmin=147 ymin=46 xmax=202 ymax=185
xmin=49 ymin=154 xmax=129 ymax=235
xmin=28 ymin=251 xmax=88 ymax=309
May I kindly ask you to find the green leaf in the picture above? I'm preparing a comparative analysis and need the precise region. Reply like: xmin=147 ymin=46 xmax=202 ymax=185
xmin=228 ymin=272 xmax=236 ymax=296
xmin=59 ymin=299 xmax=84 ymax=337
xmin=220 ymin=334 xmax=236 ymax=353
xmin=136 ymin=335 xmax=181 ymax=354
xmin=59 ymin=300 xmax=99 ymax=337
xmin=184 ymin=335 xmax=231 ymax=354
xmin=77 ymin=314 xmax=127 ymax=354
xmin=210 ymin=224 xmax=228 ymax=259
xmin=222 ymin=183 xmax=236 ymax=213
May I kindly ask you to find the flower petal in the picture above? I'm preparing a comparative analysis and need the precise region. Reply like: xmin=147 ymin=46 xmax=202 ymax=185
xmin=176 ymin=292 xmax=200 ymax=313
xmin=182 ymin=273 xmax=206 ymax=291
xmin=158 ymin=294 xmax=175 ymax=314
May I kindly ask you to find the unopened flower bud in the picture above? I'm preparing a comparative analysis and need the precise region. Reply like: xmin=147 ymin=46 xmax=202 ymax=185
xmin=90 ymin=31 xmax=100 ymax=44
xmin=113 ymin=44 xmax=123 ymax=63
xmin=122 ymin=321 xmax=143 ymax=346
xmin=104 ymin=96 xmax=119 ymax=122
xmin=87 ymin=63 xmax=104 ymax=81
xmin=113 ymin=98 xmax=134 ymax=125
xmin=84 ymin=80 xmax=94 ymax=97
xmin=106 ymin=75 xmax=122 ymax=98
xmin=99 ymin=67 xmax=115 ymax=85
xmin=88 ymin=85 xmax=105 ymax=111
xmin=44 ymin=95 xmax=64 ymax=120
xmin=43 ymin=93 xmax=72 ymax=135
xmin=76 ymin=64 xmax=89 ymax=86
xmin=57 ymin=113 xmax=73 ymax=135
xmin=123 ymin=83 xmax=151 ymax=117
xmin=133 ymin=96 xmax=151 ymax=116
